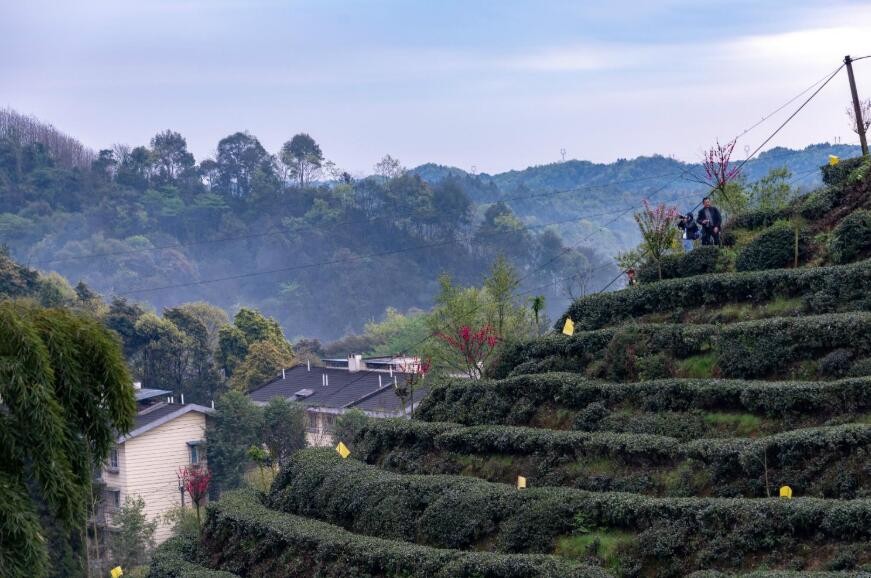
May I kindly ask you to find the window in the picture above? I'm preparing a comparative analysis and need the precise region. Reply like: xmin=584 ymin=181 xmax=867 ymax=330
xmin=109 ymin=489 xmax=121 ymax=510
xmin=323 ymin=413 xmax=337 ymax=433
xmin=187 ymin=441 xmax=204 ymax=465
xmin=108 ymin=446 xmax=119 ymax=471
xmin=307 ymin=411 xmax=318 ymax=432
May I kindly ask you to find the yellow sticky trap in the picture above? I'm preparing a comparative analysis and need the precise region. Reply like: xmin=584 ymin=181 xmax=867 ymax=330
xmin=517 ymin=476 xmax=527 ymax=489
xmin=779 ymin=485 xmax=792 ymax=499
xmin=111 ymin=567 xmax=124 ymax=578
xmin=562 ymin=318 xmax=575 ymax=336
xmin=336 ymin=441 xmax=351 ymax=459
xmin=828 ymin=155 xmax=840 ymax=166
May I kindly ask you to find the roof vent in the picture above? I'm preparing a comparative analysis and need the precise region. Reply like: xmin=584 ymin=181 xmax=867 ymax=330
xmin=293 ymin=388 xmax=314 ymax=400
xmin=133 ymin=381 xmax=142 ymax=390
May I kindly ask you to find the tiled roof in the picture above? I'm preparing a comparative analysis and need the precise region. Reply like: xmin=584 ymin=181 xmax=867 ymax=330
xmin=134 ymin=387 xmax=171 ymax=401
xmin=118 ymin=402 xmax=213 ymax=443
xmin=248 ymin=365 xmax=422 ymax=415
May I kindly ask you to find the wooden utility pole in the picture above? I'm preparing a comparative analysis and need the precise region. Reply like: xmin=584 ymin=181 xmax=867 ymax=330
xmin=845 ymin=55 xmax=869 ymax=156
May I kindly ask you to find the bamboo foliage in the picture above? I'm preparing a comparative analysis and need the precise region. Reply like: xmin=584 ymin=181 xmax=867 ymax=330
xmin=0 ymin=301 xmax=136 ymax=578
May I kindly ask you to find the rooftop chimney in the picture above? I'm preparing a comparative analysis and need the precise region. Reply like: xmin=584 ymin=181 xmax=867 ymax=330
xmin=180 ymin=393 xmax=185 ymax=405
xmin=348 ymin=354 xmax=363 ymax=373
xmin=307 ymin=359 xmax=311 ymax=372
xmin=282 ymin=368 xmax=286 ymax=379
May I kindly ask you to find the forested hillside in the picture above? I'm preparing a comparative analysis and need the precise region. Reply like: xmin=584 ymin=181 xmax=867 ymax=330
xmin=0 ymin=108 xmax=858 ymax=341
xmin=0 ymin=109 xmax=616 ymax=340
xmin=414 ymin=142 xmax=861 ymax=253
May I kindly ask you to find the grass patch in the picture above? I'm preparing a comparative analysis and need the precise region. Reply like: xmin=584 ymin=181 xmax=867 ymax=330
xmin=555 ymin=531 xmax=635 ymax=568
xmin=762 ymin=296 xmax=804 ymax=317
xmin=532 ymin=406 xmax=576 ymax=430
xmin=675 ymin=352 xmax=718 ymax=378
xmin=703 ymin=412 xmax=763 ymax=436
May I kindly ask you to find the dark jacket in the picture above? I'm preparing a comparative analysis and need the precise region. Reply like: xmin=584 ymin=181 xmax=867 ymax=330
xmin=679 ymin=213 xmax=700 ymax=239
xmin=698 ymin=206 xmax=722 ymax=229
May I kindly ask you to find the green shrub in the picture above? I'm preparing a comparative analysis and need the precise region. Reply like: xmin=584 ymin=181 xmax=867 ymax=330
xmin=266 ymin=449 xmax=871 ymax=574
xmin=735 ymin=222 xmax=809 ymax=272
xmin=355 ymin=419 xmax=871 ymax=498
xmin=416 ymin=373 xmax=871 ymax=431
xmin=731 ymin=207 xmax=795 ymax=231
xmin=558 ymin=260 xmax=871 ymax=332
xmin=637 ymin=247 xmax=729 ymax=283
xmin=715 ymin=313 xmax=871 ymax=378
xmin=507 ymin=312 xmax=871 ymax=381
xmin=818 ymin=349 xmax=854 ymax=378
xmin=799 ymin=188 xmax=839 ymax=220
xmin=205 ymin=489 xmax=607 ymax=578
xmin=147 ymin=536 xmax=239 ymax=578
xmin=848 ymin=358 xmax=871 ymax=377
xmin=829 ymin=209 xmax=871 ymax=264
xmin=821 ymin=156 xmax=866 ymax=186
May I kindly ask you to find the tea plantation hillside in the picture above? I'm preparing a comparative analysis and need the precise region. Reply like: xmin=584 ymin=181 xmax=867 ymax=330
xmin=148 ymin=160 xmax=871 ymax=577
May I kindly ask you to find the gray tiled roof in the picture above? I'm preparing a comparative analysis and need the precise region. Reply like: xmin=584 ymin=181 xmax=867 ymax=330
xmin=248 ymin=365 xmax=422 ymax=414
xmin=134 ymin=387 xmax=171 ymax=401
xmin=118 ymin=402 xmax=213 ymax=443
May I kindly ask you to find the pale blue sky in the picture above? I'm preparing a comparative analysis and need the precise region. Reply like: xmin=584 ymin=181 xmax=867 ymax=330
xmin=2 ymin=0 xmax=871 ymax=174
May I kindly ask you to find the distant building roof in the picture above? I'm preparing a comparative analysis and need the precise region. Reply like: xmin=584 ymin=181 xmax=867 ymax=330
xmin=118 ymin=402 xmax=213 ymax=443
xmin=134 ymin=387 xmax=171 ymax=401
xmin=248 ymin=364 xmax=424 ymax=416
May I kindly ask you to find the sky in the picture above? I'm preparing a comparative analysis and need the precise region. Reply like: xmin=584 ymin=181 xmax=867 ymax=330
xmin=2 ymin=0 xmax=871 ymax=175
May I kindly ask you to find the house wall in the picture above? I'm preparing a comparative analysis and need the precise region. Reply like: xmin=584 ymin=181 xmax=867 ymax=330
xmin=102 ymin=411 xmax=207 ymax=544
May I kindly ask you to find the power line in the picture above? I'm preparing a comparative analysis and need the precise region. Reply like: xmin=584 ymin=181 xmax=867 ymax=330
xmin=731 ymin=64 xmax=844 ymax=143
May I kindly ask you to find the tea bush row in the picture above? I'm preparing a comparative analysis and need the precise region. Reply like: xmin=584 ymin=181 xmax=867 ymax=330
xmin=496 ymin=312 xmax=871 ymax=380
xmin=558 ymin=259 xmax=871 ymax=332
xmin=355 ymin=420 xmax=870 ymax=498
xmin=418 ymin=373 xmax=871 ymax=428
xmin=147 ymin=536 xmax=239 ymax=578
xmin=203 ymin=489 xmax=608 ymax=578
xmin=268 ymin=449 xmax=871 ymax=558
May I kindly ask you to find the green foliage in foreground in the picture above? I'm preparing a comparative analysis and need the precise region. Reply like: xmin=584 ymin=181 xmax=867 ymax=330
xmin=355 ymin=419 xmax=870 ymax=498
xmin=147 ymin=536 xmax=239 ymax=578
xmin=266 ymin=449 xmax=871 ymax=574
xmin=0 ymin=301 xmax=136 ymax=578
xmin=559 ymin=259 xmax=871 ymax=332
xmin=205 ymin=489 xmax=609 ymax=578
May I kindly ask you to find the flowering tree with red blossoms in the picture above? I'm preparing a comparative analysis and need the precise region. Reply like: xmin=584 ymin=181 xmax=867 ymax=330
xmin=633 ymin=200 xmax=679 ymax=280
xmin=702 ymin=138 xmax=741 ymax=195
xmin=178 ymin=464 xmax=211 ymax=525
xmin=435 ymin=324 xmax=499 ymax=379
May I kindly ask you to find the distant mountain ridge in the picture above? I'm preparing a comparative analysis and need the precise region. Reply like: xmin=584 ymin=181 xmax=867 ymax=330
xmin=412 ymin=143 xmax=862 ymax=253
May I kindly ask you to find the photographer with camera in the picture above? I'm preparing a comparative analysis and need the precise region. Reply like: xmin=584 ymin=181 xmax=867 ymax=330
xmin=677 ymin=211 xmax=700 ymax=252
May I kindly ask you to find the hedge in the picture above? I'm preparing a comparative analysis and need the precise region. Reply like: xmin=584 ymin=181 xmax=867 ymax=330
xmin=637 ymin=246 xmax=729 ymax=283
xmin=147 ymin=536 xmax=239 ymax=578
xmin=355 ymin=419 xmax=870 ymax=498
xmin=730 ymin=207 xmax=795 ymax=231
xmin=735 ymin=221 xmax=810 ymax=272
xmin=266 ymin=450 xmax=871 ymax=573
xmin=687 ymin=570 xmax=871 ymax=578
xmin=829 ymin=209 xmax=871 ymax=264
xmin=557 ymin=259 xmax=871 ymax=332
xmin=417 ymin=374 xmax=871 ymax=430
xmin=500 ymin=312 xmax=871 ymax=380
xmin=203 ymin=489 xmax=608 ymax=578
xmin=821 ymin=156 xmax=867 ymax=186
